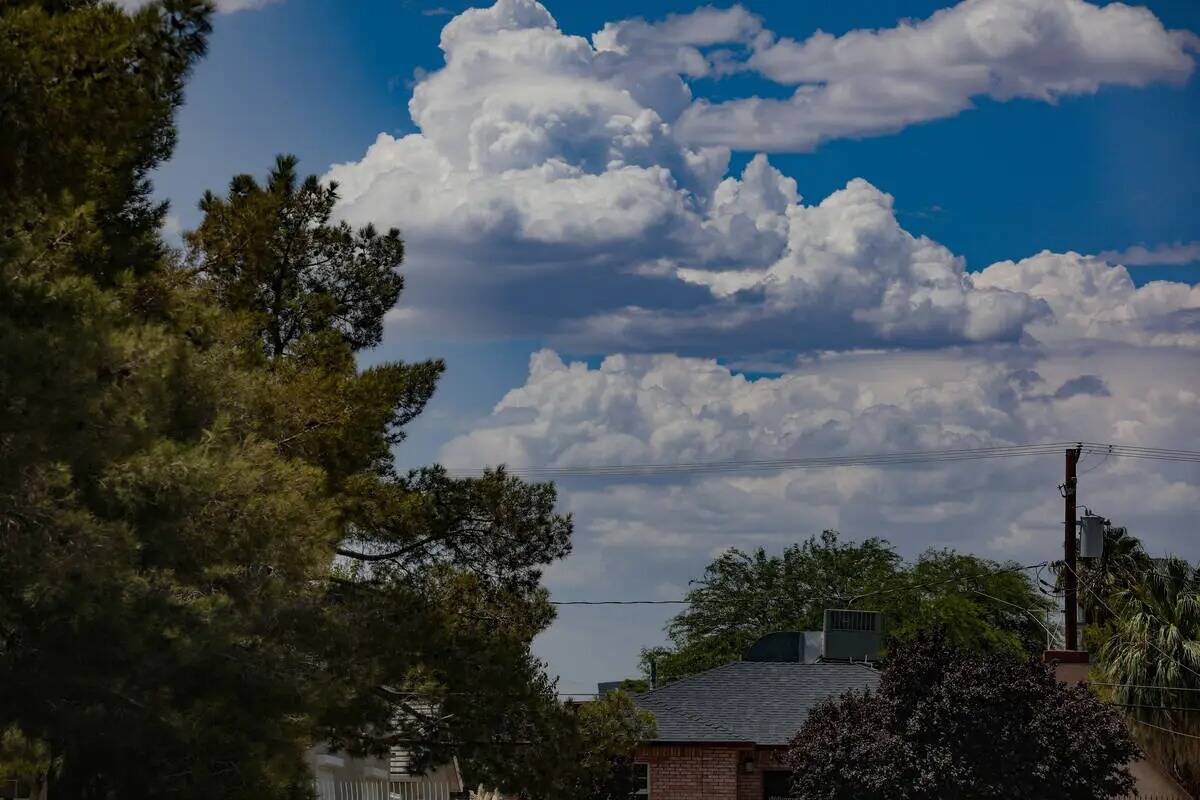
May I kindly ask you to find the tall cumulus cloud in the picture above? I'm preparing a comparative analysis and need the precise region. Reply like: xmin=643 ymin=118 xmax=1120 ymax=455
xmin=328 ymin=0 xmax=1198 ymax=353
xmin=321 ymin=0 xmax=1200 ymax=685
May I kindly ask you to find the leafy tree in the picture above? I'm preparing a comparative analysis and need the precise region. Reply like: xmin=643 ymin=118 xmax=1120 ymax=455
xmin=642 ymin=531 xmax=900 ymax=682
xmin=0 ymin=726 xmax=49 ymax=800
xmin=785 ymin=633 xmax=1139 ymax=800
xmin=560 ymin=692 xmax=657 ymax=800
xmin=643 ymin=532 xmax=1054 ymax=683
xmin=0 ymin=2 xmax=574 ymax=797
xmin=885 ymin=549 xmax=1056 ymax=656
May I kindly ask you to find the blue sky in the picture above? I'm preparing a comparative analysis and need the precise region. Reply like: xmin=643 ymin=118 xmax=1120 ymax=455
xmin=154 ymin=0 xmax=1200 ymax=690
xmin=161 ymin=0 xmax=1200 ymax=278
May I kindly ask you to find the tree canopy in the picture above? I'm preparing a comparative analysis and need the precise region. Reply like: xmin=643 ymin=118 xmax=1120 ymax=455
xmin=561 ymin=692 xmax=658 ymax=800
xmin=785 ymin=633 xmax=1139 ymax=800
xmin=642 ymin=531 xmax=1055 ymax=684
xmin=0 ymin=1 xmax=576 ymax=796
xmin=187 ymin=154 xmax=405 ymax=357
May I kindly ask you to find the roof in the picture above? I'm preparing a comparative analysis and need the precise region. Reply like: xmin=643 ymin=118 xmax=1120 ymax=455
xmin=634 ymin=661 xmax=880 ymax=746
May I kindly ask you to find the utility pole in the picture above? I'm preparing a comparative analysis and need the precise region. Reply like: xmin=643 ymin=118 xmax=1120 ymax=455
xmin=1064 ymin=445 xmax=1081 ymax=651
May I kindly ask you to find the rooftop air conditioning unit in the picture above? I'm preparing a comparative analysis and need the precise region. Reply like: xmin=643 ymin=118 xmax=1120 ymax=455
xmin=823 ymin=609 xmax=882 ymax=663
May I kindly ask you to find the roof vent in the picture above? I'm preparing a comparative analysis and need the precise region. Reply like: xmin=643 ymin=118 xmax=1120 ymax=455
xmin=744 ymin=631 xmax=825 ymax=663
xmin=823 ymin=609 xmax=882 ymax=662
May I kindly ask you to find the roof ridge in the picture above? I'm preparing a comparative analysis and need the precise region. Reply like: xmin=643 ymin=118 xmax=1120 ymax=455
xmin=635 ymin=660 xmax=745 ymax=699
xmin=641 ymin=696 xmax=742 ymax=739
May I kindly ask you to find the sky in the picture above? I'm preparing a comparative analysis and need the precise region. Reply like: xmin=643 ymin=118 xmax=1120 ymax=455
xmin=150 ymin=0 xmax=1200 ymax=694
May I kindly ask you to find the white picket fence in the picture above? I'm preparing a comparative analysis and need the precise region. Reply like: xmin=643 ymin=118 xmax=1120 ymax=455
xmin=311 ymin=779 xmax=454 ymax=800
xmin=389 ymin=781 xmax=454 ymax=800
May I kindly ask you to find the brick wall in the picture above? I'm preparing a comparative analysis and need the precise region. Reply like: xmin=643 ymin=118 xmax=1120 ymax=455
xmin=741 ymin=748 xmax=790 ymax=800
xmin=635 ymin=744 xmax=740 ymax=800
xmin=635 ymin=744 xmax=791 ymax=800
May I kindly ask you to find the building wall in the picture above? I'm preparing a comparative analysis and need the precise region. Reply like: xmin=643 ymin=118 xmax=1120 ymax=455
xmin=635 ymin=744 xmax=741 ymax=800
xmin=1125 ymin=757 xmax=1190 ymax=799
xmin=740 ymin=749 xmax=790 ymax=800
xmin=635 ymin=744 xmax=792 ymax=800
xmin=1047 ymin=656 xmax=1190 ymax=800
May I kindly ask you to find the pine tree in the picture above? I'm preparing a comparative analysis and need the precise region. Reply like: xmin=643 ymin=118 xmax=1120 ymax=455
xmin=0 ymin=2 xmax=574 ymax=797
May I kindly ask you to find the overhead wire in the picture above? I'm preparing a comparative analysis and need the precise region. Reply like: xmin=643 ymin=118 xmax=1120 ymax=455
xmin=1077 ymin=444 xmax=1113 ymax=476
xmin=447 ymin=442 xmax=1200 ymax=479
xmin=1093 ymin=683 xmax=1200 ymax=694
xmin=552 ymin=560 xmax=1049 ymax=608
xmin=1134 ymin=719 xmax=1200 ymax=741
xmin=846 ymin=561 xmax=1048 ymax=604
xmin=551 ymin=599 xmax=689 ymax=606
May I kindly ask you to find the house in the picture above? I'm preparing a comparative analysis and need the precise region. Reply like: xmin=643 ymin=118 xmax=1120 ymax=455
xmin=632 ymin=660 xmax=880 ymax=800
xmin=631 ymin=611 xmax=883 ymax=800
xmin=627 ymin=626 xmax=1189 ymax=800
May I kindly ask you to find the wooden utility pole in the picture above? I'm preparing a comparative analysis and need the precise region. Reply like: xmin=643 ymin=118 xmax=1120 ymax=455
xmin=1064 ymin=446 xmax=1081 ymax=650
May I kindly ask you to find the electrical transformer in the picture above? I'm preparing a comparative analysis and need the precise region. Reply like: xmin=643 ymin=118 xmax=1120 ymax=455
xmin=1080 ymin=514 xmax=1106 ymax=559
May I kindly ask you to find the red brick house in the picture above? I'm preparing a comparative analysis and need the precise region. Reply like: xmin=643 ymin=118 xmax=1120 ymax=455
xmin=631 ymin=660 xmax=880 ymax=800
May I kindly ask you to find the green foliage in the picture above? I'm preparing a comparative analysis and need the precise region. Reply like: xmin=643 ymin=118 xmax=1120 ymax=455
xmin=559 ymin=692 xmax=657 ymax=800
xmin=642 ymin=531 xmax=899 ymax=682
xmin=786 ymin=633 xmax=1139 ymax=800
xmin=884 ymin=549 xmax=1056 ymax=655
xmin=643 ymin=531 xmax=1053 ymax=683
xmin=186 ymin=154 xmax=405 ymax=356
xmin=1084 ymin=535 xmax=1200 ymax=793
xmin=0 ymin=0 xmax=211 ymax=279
xmin=0 ymin=726 xmax=49 ymax=786
xmin=0 ymin=3 xmax=575 ymax=798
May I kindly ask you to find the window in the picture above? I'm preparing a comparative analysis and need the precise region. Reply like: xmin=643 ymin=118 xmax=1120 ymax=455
xmin=630 ymin=762 xmax=649 ymax=798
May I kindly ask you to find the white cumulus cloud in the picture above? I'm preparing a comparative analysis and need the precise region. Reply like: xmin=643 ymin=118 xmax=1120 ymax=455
xmin=328 ymin=0 xmax=1198 ymax=354
xmin=1098 ymin=241 xmax=1200 ymax=266
xmin=318 ymin=0 xmax=1200 ymax=688
xmin=976 ymin=251 xmax=1200 ymax=347
xmin=677 ymin=0 xmax=1198 ymax=151
xmin=441 ymin=343 xmax=1200 ymax=566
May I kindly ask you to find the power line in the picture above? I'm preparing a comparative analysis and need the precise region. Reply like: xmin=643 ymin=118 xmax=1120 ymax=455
xmin=1134 ymin=719 xmax=1200 ymax=741
xmin=1112 ymin=704 xmax=1200 ymax=713
xmin=552 ymin=599 xmax=689 ymax=606
xmin=846 ymin=561 xmax=1048 ymax=604
xmin=454 ymin=442 xmax=1071 ymax=478
xmin=447 ymin=442 xmax=1200 ymax=479
xmin=966 ymin=587 xmax=1058 ymax=646
xmin=552 ymin=561 xmax=1049 ymax=608
xmin=1077 ymin=445 xmax=1113 ymax=476
xmin=1093 ymin=683 xmax=1200 ymax=694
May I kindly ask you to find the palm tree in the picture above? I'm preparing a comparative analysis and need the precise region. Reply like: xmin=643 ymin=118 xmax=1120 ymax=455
xmin=1097 ymin=556 xmax=1200 ymax=792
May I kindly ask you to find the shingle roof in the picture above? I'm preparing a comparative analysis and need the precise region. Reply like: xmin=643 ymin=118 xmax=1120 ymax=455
xmin=634 ymin=661 xmax=880 ymax=745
